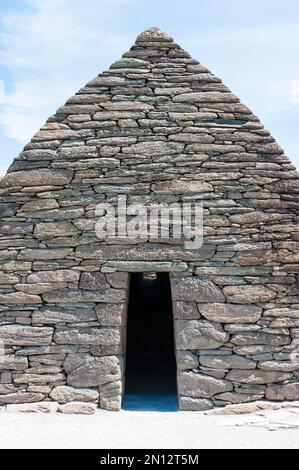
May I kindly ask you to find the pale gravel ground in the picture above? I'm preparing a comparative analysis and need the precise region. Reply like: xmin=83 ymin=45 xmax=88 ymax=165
xmin=0 ymin=408 xmax=298 ymax=449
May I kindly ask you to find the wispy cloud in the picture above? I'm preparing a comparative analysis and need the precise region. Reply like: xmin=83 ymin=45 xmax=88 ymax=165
xmin=0 ymin=0 xmax=135 ymax=144
xmin=290 ymin=79 xmax=299 ymax=104
xmin=0 ymin=79 xmax=4 ymax=103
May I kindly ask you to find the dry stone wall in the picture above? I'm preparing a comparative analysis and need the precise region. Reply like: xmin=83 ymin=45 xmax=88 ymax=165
xmin=0 ymin=28 xmax=299 ymax=411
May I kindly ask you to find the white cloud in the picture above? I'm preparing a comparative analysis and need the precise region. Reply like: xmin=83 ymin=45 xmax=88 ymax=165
xmin=290 ymin=79 xmax=299 ymax=104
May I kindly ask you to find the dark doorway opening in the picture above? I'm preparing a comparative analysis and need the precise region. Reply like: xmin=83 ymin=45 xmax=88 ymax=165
xmin=123 ymin=272 xmax=178 ymax=411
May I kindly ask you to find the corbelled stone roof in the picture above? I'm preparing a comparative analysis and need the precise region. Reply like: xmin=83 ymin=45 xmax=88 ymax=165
xmin=0 ymin=28 xmax=298 ymax=412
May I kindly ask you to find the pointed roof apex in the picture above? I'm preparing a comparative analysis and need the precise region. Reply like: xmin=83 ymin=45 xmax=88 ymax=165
xmin=136 ymin=27 xmax=173 ymax=43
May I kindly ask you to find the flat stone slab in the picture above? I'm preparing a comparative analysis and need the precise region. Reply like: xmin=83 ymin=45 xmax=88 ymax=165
xmin=6 ymin=402 xmax=59 ymax=413
xmin=171 ymin=277 xmax=225 ymax=303
xmin=176 ymin=320 xmax=229 ymax=350
xmin=54 ymin=327 xmax=121 ymax=346
xmin=49 ymin=386 xmax=99 ymax=404
xmin=205 ymin=401 xmax=299 ymax=416
xmin=58 ymin=402 xmax=97 ymax=415
xmin=178 ymin=371 xmax=233 ymax=398
xmin=67 ymin=355 xmax=122 ymax=388
xmin=198 ymin=303 xmax=262 ymax=324
xmin=0 ymin=169 xmax=73 ymax=188
xmin=0 ymin=325 xmax=53 ymax=346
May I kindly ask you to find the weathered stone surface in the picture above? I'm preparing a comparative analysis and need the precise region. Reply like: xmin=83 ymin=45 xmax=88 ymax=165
xmin=136 ymin=27 xmax=173 ymax=42
xmin=187 ymin=143 xmax=244 ymax=153
xmin=152 ymin=180 xmax=213 ymax=194
xmin=233 ymin=345 xmax=282 ymax=356
xmin=199 ymin=355 xmax=256 ymax=370
xmin=6 ymin=402 xmax=59 ymax=413
xmin=0 ymin=392 xmax=44 ymax=405
xmin=176 ymin=351 xmax=199 ymax=370
xmin=43 ymin=289 xmax=126 ymax=303
xmin=15 ymin=283 xmax=66 ymax=295
xmin=54 ymin=327 xmax=120 ymax=346
xmin=205 ymin=401 xmax=282 ymax=415
xmin=179 ymin=397 xmax=213 ymax=411
xmin=90 ymin=345 xmax=123 ymax=357
xmin=63 ymin=354 xmax=85 ymax=373
xmin=79 ymin=272 xmax=109 ymax=290
xmin=231 ymin=332 xmax=290 ymax=346
xmin=34 ymin=221 xmax=78 ymax=238
xmin=108 ymin=261 xmax=187 ymax=272
xmin=106 ymin=272 xmax=129 ymax=289
xmin=100 ymin=380 xmax=122 ymax=411
xmin=32 ymin=307 xmax=97 ymax=325
xmin=21 ymin=199 xmax=59 ymax=212
xmin=0 ymin=355 xmax=28 ymax=370
xmin=87 ymin=75 xmax=126 ymax=86
xmin=267 ymin=180 xmax=299 ymax=193
xmin=173 ymin=92 xmax=239 ymax=103
xmin=33 ymin=128 xmax=85 ymax=141
xmin=265 ymin=383 xmax=299 ymax=401
xmin=169 ymin=133 xmax=214 ymax=143
xmin=102 ymin=101 xmax=152 ymax=111
xmin=264 ymin=308 xmax=299 ymax=318
xmin=258 ymin=361 xmax=299 ymax=372
xmin=122 ymin=141 xmax=184 ymax=156
xmin=214 ymin=392 xmax=264 ymax=404
xmin=58 ymin=402 xmax=97 ymax=414
xmin=96 ymin=304 xmax=124 ymax=327
xmin=0 ymin=385 xmax=20 ymax=395
xmin=171 ymin=277 xmax=225 ymax=302
xmin=28 ymin=386 xmax=52 ymax=394
xmin=270 ymin=318 xmax=299 ymax=328
xmin=28 ymin=270 xmax=80 ymax=284
xmin=229 ymin=212 xmax=286 ymax=225
xmin=226 ymin=369 xmax=292 ymax=385
xmin=50 ymin=386 xmax=99 ymax=404
xmin=18 ymin=248 xmax=73 ymax=261
xmin=0 ymin=292 xmax=41 ymax=304
xmin=15 ymin=345 xmax=77 ymax=356
xmin=77 ymin=244 xmax=215 ymax=263
xmin=14 ymin=373 xmax=65 ymax=384
xmin=0 ymin=325 xmax=53 ymax=346
xmin=223 ymin=286 xmax=276 ymax=303
xmin=176 ymin=320 xmax=229 ymax=350
xmin=0 ymin=221 xmax=34 ymax=235
xmin=173 ymin=302 xmax=200 ymax=320
xmin=0 ymin=169 xmax=73 ymax=188
xmin=100 ymin=395 xmax=122 ymax=411
xmin=99 ymin=380 xmax=122 ymax=408
xmin=198 ymin=304 xmax=262 ymax=324
xmin=0 ymin=273 xmax=20 ymax=284
xmin=67 ymin=355 xmax=122 ymax=387
xmin=110 ymin=58 xmax=149 ymax=69
xmin=21 ymin=207 xmax=84 ymax=220
xmin=178 ymin=371 xmax=233 ymax=398
xmin=58 ymin=145 xmax=98 ymax=160
xmin=0 ymin=204 xmax=18 ymax=217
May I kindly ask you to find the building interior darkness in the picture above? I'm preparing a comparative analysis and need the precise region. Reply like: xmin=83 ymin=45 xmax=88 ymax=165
xmin=123 ymin=273 xmax=178 ymax=411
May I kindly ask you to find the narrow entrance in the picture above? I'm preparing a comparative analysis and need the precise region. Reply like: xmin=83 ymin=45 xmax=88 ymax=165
xmin=123 ymin=272 xmax=178 ymax=411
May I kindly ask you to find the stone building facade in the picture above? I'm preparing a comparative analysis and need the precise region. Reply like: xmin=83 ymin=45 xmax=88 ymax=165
xmin=0 ymin=28 xmax=298 ymax=412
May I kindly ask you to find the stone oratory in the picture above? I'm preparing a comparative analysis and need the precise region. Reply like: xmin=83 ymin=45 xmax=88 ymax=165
xmin=0 ymin=28 xmax=298 ymax=412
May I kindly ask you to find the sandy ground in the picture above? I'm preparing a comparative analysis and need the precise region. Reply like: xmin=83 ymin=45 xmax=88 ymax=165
xmin=0 ymin=407 xmax=298 ymax=449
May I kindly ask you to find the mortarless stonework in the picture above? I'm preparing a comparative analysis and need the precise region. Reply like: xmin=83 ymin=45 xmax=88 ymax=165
xmin=0 ymin=27 xmax=299 ymax=412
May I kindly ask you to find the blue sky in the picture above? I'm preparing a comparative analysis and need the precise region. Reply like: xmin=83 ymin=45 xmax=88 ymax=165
xmin=0 ymin=0 xmax=299 ymax=175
